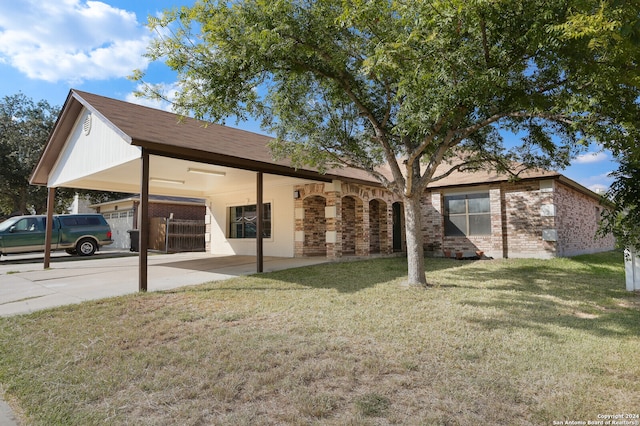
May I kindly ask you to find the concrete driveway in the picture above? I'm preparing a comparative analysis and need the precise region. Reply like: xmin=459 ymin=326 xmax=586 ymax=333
xmin=0 ymin=250 xmax=328 ymax=317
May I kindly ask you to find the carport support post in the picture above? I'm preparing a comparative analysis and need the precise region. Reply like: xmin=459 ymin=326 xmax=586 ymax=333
xmin=139 ymin=149 xmax=150 ymax=292
xmin=43 ymin=187 xmax=56 ymax=269
xmin=257 ymin=171 xmax=263 ymax=273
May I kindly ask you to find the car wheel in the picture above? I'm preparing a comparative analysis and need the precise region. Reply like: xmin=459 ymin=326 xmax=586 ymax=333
xmin=65 ymin=249 xmax=77 ymax=255
xmin=76 ymin=238 xmax=97 ymax=256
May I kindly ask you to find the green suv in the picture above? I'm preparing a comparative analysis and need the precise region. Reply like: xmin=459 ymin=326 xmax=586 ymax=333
xmin=0 ymin=214 xmax=113 ymax=257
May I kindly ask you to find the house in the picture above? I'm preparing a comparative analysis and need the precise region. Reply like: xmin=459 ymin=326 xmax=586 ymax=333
xmin=30 ymin=90 xmax=614 ymax=286
xmin=90 ymin=195 xmax=206 ymax=250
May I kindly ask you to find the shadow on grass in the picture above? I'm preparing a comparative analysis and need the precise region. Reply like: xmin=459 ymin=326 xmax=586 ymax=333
xmin=258 ymin=256 xmax=472 ymax=293
xmin=180 ymin=256 xmax=466 ymax=294
xmin=450 ymin=252 xmax=640 ymax=338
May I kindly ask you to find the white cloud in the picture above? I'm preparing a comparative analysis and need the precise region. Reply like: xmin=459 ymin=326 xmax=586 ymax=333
xmin=125 ymin=83 xmax=178 ymax=112
xmin=573 ymin=151 xmax=608 ymax=164
xmin=588 ymin=184 xmax=609 ymax=195
xmin=0 ymin=0 xmax=151 ymax=83
xmin=577 ymin=172 xmax=614 ymax=194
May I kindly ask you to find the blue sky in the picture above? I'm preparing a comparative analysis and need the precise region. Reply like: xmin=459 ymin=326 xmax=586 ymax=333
xmin=0 ymin=0 xmax=617 ymax=193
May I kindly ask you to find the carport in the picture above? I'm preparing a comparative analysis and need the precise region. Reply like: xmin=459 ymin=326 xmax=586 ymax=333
xmin=30 ymin=90 xmax=372 ymax=292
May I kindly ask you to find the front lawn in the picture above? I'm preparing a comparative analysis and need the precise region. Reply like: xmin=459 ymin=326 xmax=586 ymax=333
xmin=0 ymin=251 xmax=638 ymax=425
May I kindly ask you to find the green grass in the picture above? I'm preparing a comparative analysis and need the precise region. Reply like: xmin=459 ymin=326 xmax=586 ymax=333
xmin=0 ymin=251 xmax=638 ymax=425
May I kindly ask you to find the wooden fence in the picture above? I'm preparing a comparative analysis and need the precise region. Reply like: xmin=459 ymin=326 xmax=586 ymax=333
xmin=149 ymin=217 xmax=205 ymax=253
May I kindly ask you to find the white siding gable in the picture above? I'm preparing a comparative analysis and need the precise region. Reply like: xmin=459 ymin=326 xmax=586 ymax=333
xmin=48 ymin=108 xmax=140 ymax=187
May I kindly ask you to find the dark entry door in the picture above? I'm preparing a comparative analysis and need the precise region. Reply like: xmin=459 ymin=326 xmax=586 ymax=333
xmin=392 ymin=202 xmax=402 ymax=252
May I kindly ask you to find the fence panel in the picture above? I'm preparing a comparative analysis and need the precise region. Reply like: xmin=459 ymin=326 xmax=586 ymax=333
xmin=149 ymin=217 xmax=166 ymax=251
xmin=167 ymin=219 xmax=206 ymax=253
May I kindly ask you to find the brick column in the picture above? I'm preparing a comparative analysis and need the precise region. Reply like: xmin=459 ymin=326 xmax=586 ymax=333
xmin=293 ymin=186 xmax=305 ymax=257
xmin=325 ymin=180 xmax=342 ymax=259
xmin=384 ymin=202 xmax=394 ymax=254
xmin=357 ymin=199 xmax=369 ymax=256
xmin=489 ymin=186 xmax=504 ymax=258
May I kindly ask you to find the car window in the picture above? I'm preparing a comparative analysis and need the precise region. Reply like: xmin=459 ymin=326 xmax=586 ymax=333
xmin=0 ymin=218 xmax=19 ymax=232
xmin=13 ymin=218 xmax=40 ymax=232
xmin=60 ymin=216 xmax=102 ymax=226
xmin=61 ymin=217 xmax=74 ymax=226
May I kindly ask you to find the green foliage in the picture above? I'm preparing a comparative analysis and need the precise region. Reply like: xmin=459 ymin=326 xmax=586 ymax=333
xmin=0 ymin=94 xmax=131 ymax=217
xmin=136 ymin=1 xmax=639 ymax=188
xmin=134 ymin=0 xmax=640 ymax=284
xmin=556 ymin=0 xmax=640 ymax=47
xmin=0 ymin=93 xmax=69 ymax=216
xmin=599 ymin=152 xmax=640 ymax=251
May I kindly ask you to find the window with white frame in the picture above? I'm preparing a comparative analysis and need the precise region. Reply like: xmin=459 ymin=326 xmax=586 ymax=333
xmin=228 ymin=203 xmax=272 ymax=238
xmin=444 ymin=193 xmax=491 ymax=236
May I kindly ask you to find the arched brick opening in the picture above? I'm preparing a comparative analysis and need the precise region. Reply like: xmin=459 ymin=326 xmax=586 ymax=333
xmin=369 ymin=198 xmax=388 ymax=254
xmin=303 ymin=195 xmax=327 ymax=256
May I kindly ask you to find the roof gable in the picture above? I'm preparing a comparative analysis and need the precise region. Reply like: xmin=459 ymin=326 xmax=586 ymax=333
xmin=47 ymin=106 xmax=141 ymax=188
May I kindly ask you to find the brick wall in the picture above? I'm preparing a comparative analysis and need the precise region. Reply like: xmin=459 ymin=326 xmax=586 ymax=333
xmin=502 ymin=180 xmax=556 ymax=258
xmin=422 ymin=179 xmax=614 ymax=259
xmin=302 ymin=195 xmax=327 ymax=256
xmin=148 ymin=203 xmax=205 ymax=221
xmin=554 ymin=182 xmax=615 ymax=256
xmin=422 ymin=192 xmax=443 ymax=254
xmin=290 ymin=177 xmax=612 ymax=260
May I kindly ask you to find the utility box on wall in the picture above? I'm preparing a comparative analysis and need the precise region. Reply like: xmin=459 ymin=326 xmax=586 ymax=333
xmin=625 ymin=248 xmax=640 ymax=291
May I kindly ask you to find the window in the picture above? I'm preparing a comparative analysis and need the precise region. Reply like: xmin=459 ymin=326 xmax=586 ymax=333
xmin=229 ymin=203 xmax=271 ymax=238
xmin=444 ymin=193 xmax=491 ymax=236
xmin=13 ymin=218 xmax=41 ymax=232
xmin=61 ymin=216 xmax=101 ymax=226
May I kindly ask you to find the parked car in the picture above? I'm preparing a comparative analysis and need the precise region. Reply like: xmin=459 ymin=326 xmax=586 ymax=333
xmin=0 ymin=214 xmax=113 ymax=257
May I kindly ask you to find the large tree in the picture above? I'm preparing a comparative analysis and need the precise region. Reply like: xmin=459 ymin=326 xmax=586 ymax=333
xmin=561 ymin=0 xmax=640 ymax=251
xmin=599 ymin=152 xmax=640 ymax=251
xmin=0 ymin=93 xmax=69 ymax=216
xmin=135 ymin=0 xmax=640 ymax=285
xmin=0 ymin=93 xmax=128 ymax=218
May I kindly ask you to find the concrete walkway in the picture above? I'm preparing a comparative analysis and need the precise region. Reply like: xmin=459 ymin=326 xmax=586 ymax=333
xmin=0 ymin=250 xmax=327 ymax=424
xmin=0 ymin=250 xmax=328 ymax=317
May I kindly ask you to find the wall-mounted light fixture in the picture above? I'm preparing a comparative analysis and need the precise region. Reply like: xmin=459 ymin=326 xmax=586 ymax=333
xmin=293 ymin=190 xmax=300 ymax=199
xmin=187 ymin=167 xmax=226 ymax=176
xmin=150 ymin=177 xmax=185 ymax=185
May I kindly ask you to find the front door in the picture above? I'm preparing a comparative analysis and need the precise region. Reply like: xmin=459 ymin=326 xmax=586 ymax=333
xmin=392 ymin=202 xmax=403 ymax=252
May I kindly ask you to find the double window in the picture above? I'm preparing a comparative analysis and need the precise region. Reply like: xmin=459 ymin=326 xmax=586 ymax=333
xmin=229 ymin=203 xmax=272 ymax=238
xmin=444 ymin=193 xmax=491 ymax=236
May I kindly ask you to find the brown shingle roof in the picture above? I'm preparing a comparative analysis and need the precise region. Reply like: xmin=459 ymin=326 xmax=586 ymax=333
xmin=32 ymin=89 xmax=379 ymax=186
xmin=75 ymin=90 xmax=280 ymax=164
xmin=33 ymin=90 xmax=598 ymax=200
xmin=427 ymin=162 xmax=561 ymax=188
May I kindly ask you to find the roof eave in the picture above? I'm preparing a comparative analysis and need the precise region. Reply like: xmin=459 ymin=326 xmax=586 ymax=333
xmin=30 ymin=90 xmax=80 ymax=186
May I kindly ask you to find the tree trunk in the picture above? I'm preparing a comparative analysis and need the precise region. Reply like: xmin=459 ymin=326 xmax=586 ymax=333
xmin=404 ymin=194 xmax=427 ymax=286
xmin=16 ymin=191 xmax=28 ymax=215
